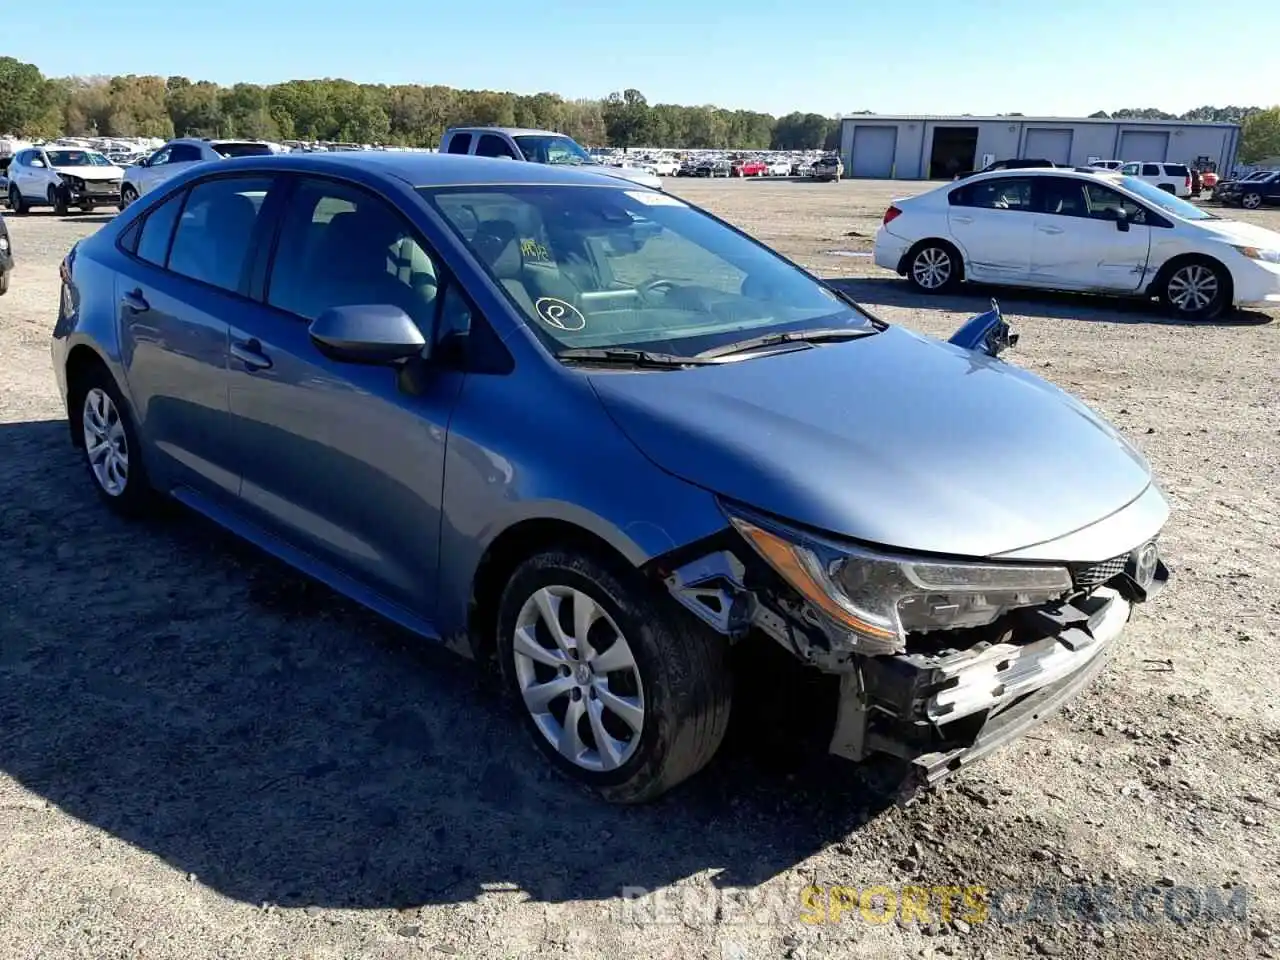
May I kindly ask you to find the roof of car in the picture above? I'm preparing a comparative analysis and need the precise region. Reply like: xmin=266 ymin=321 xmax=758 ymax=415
xmin=445 ymin=127 xmax=563 ymax=138
xmin=199 ymin=150 xmax=642 ymax=188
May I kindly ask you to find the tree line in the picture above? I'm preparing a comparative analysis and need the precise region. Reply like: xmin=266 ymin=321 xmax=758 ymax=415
xmin=2 ymin=56 xmax=1277 ymax=161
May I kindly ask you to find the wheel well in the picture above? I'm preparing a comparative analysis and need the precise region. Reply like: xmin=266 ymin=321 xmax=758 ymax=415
xmin=467 ymin=518 xmax=638 ymax=665
xmin=63 ymin=346 xmax=112 ymax=447
xmin=899 ymin=238 xmax=966 ymax=280
xmin=1146 ymin=253 xmax=1234 ymax=302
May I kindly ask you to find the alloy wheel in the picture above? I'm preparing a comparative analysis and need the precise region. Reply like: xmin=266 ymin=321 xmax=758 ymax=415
xmin=120 ymin=185 xmax=137 ymax=208
xmin=82 ymin=387 xmax=129 ymax=496
xmin=511 ymin=585 xmax=645 ymax=773
xmin=1166 ymin=264 xmax=1220 ymax=315
xmin=912 ymin=247 xmax=952 ymax=289
xmin=1242 ymin=193 xmax=1262 ymax=210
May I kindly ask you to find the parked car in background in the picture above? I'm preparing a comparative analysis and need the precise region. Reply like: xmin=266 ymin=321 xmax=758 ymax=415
xmin=676 ymin=159 xmax=700 ymax=177
xmin=0 ymin=213 xmax=11 ymax=294
xmin=439 ymin=127 xmax=663 ymax=190
xmin=121 ymin=138 xmax=277 ymax=208
xmin=6 ymin=147 xmax=124 ymax=214
xmin=1119 ymin=161 xmax=1192 ymax=198
xmin=768 ymin=158 xmax=793 ymax=177
xmin=51 ymin=151 xmax=1170 ymax=803
xmin=875 ymin=167 xmax=1280 ymax=319
xmin=644 ymin=156 xmax=680 ymax=177
xmin=1090 ymin=160 xmax=1125 ymax=171
xmin=956 ymin=158 xmax=1057 ymax=180
xmin=730 ymin=158 xmax=768 ymax=177
xmin=811 ymin=155 xmax=843 ymax=181
xmin=1213 ymin=170 xmax=1280 ymax=209
xmin=696 ymin=158 xmax=731 ymax=178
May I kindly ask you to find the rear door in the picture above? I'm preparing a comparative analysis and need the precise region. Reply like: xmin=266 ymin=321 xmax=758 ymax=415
xmin=115 ymin=174 xmax=277 ymax=498
xmin=1029 ymin=177 xmax=1152 ymax=291
xmin=946 ymin=176 xmax=1036 ymax=283
xmin=224 ymin=174 xmax=467 ymax=617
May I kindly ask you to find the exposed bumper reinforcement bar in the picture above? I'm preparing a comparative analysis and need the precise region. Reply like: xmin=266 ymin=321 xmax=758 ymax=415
xmin=829 ymin=587 xmax=1131 ymax=786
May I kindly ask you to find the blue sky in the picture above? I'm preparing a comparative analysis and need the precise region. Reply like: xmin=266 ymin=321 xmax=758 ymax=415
xmin=8 ymin=0 xmax=1278 ymax=116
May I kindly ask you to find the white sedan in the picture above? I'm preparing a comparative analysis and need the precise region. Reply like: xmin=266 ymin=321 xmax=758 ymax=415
xmin=874 ymin=167 xmax=1280 ymax=319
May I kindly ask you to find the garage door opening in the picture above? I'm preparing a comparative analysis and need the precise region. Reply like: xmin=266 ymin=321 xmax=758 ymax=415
xmin=929 ymin=127 xmax=978 ymax=179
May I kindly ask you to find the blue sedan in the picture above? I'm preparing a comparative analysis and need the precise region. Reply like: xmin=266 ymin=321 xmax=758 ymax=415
xmin=51 ymin=152 xmax=1168 ymax=801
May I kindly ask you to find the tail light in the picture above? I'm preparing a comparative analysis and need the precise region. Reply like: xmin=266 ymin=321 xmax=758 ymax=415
xmin=60 ymin=244 xmax=77 ymax=286
xmin=883 ymin=205 xmax=902 ymax=227
xmin=1185 ymin=175 xmax=1191 ymax=189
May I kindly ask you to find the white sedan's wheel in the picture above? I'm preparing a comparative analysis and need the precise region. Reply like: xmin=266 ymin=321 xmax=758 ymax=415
xmin=909 ymin=244 xmax=957 ymax=292
xmin=1162 ymin=261 xmax=1227 ymax=320
xmin=82 ymin=387 xmax=129 ymax=497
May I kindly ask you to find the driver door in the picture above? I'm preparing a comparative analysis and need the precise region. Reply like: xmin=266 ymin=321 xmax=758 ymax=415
xmin=1030 ymin=177 xmax=1152 ymax=291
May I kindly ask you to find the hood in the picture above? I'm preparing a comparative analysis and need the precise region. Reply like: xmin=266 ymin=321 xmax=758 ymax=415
xmin=588 ymin=325 xmax=1154 ymax=559
xmin=590 ymin=164 xmax=663 ymax=189
xmin=1192 ymin=217 xmax=1280 ymax=248
xmin=53 ymin=166 xmax=123 ymax=180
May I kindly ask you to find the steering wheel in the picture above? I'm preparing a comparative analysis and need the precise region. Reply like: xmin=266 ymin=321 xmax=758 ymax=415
xmin=638 ymin=278 xmax=679 ymax=302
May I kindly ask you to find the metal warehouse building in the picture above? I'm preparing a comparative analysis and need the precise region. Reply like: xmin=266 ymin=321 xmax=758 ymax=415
xmin=838 ymin=115 xmax=1241 ymax=180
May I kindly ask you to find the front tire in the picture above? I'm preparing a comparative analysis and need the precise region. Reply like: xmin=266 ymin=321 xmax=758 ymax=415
xmin=48 ymin=185 xmax=68 ymax=216
xmin=496 ymin=549 xmax=732 ymax=803
xmin=119 ymin=184 xmax=138 ymax=210
xmin=907 ymin=241 xmax=961 ymax=293
xmin=1161 ymin=258 xmax=1229 ymax=320
xmin=70 ymin=366 xmax=155 ymax=516
xmin=1242 ymin=192 xmax=1263 ymax=210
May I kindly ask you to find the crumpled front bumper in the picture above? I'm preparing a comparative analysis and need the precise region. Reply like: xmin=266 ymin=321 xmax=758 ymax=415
xmin=828 ymin=582 xmax=1145 ymax=786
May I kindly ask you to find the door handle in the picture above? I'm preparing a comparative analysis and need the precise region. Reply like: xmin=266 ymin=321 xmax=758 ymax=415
xmin=120 ymin=289 xmax=149 ymax=313
xmin=952 ymin=216 xmax=974 ymax=224
xmin=1038 ymin=225 xmax=1064 ymax=235
xmin=231 ymin=338 xmax=273 ymax=371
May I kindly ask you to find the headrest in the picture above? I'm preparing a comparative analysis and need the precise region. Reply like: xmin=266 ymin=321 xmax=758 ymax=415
xmin=470 ymin=220 xmax=523 ymax=280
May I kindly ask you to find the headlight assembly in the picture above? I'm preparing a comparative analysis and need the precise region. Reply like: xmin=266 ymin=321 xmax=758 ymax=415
xmin=727 ymin=508 xmax=1072 ymax=655
xmin=1232 ymin=246 xmax=1280 ymax=264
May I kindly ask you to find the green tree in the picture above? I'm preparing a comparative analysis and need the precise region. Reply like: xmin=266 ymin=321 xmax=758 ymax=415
xmin=602 ymin=89 xmax=651 ymax=149
xmin=0 ymin=56 xmax=62 ymax=135
xmin=1240 ymin=107 xmax=1280 ymax=163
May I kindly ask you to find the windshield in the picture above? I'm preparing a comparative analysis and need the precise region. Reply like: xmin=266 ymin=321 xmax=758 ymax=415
xmin=212 ymin=142 xmax=274 ymax=158
xmin=512 ymin=135 xmax=594 ymax=166
xmin=47 ymin=150 xmax=111 ymax=168
xmin=1116 ymin=176 xmax=1214 ymax=220
xmin=420 ymin=184 xmax=875 ymax=357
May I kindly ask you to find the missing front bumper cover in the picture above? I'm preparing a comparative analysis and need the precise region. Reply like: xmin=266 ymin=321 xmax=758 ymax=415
xmin=829 ymin=586 xmax=1132 ymax=784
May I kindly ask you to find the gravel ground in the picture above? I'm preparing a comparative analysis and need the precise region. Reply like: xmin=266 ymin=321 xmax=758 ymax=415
xmin=0 ymin=180 xmax=1278 ymax=960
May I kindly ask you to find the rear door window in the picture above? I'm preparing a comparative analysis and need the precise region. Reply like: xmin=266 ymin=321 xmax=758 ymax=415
xmin=1141 ymin=163 xmax=1161 ymax=176
xmin=211 ymin=142 xmax=274 ymax=158
xmin=168 ymin=144 xmax=204 ymax=164
xmin=475 ymin=134 xmax=518 ymax=159
xmin=950 ymin=177 xmax=1035 ymax=210
xmin=445 ymin=133 xmax=473 ymax=155
xmin=166 ymin=176 xmax=274 ymax=293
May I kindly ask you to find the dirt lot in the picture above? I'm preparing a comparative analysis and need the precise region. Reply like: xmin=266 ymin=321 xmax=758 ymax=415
xmin=0 ymin=179 xmax=1278 ymax=960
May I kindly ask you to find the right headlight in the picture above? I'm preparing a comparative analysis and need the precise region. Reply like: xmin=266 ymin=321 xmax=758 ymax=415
xmin=727 ymin=508 xmax=1072 ymax=655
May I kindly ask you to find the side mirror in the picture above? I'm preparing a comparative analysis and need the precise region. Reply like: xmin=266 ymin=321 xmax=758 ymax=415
xmin=1114 ymin=208 xmax=1130 ymax=232
xmin=30 ymin=159 xmax=45 ymax=168
xmin=309 ymin=304 xmax=428 ymax=365
xmin=948 ymin=298 xmax=1019 ymax=359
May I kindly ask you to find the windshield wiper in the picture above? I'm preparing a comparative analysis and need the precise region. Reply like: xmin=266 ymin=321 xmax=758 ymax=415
xmin=556 ymin=348 xmax=721 ymax=368
xmin=695 ymin=326 xmax=877 ymax=360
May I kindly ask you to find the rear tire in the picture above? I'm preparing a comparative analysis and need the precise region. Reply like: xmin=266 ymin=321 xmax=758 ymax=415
xmin=496 ymin=548 xmax=732 ymax=804
xmin=69 ymin=363 xmax=156 ymax=516
xmin=7 ymin=185 xmax=28 ymax=215
xmin=906 ymin=241 xmax=962 ymax=293
xmin=1160 ymin=257 xmax=1230 ymax=321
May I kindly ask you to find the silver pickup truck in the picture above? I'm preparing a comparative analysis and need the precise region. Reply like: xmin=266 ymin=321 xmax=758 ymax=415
xmin=438 ymin=127 xmax=663 ymax=190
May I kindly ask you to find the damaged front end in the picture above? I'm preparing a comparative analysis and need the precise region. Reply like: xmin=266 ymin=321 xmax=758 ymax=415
xmin=655 ymin=502 xmax=1169 ymax=788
